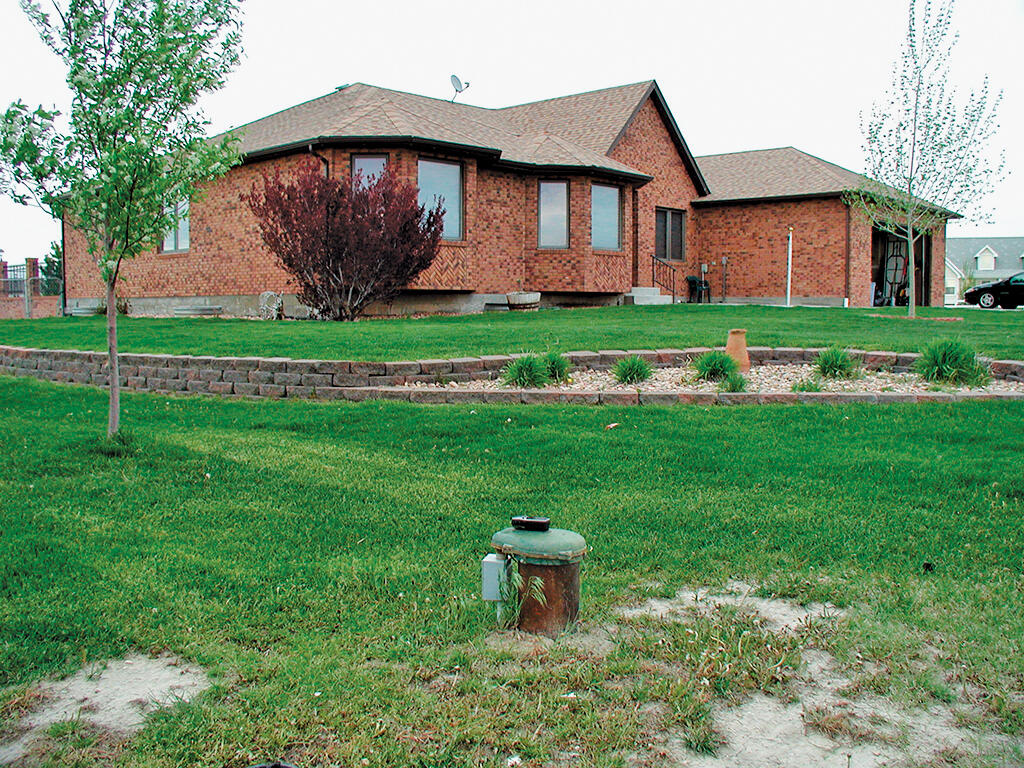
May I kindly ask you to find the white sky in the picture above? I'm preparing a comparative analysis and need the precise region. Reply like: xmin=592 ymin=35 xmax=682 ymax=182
xmin=1 ymin=0 xmax=1021 ymax=265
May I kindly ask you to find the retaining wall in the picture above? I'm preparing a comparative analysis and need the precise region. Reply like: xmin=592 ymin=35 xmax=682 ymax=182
xmin=2 ymin=344 xmax=1022 ymax=405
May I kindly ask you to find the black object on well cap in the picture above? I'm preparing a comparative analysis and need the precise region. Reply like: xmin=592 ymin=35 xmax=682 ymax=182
xmin=511 ymin=516 xmax=550 ymax=532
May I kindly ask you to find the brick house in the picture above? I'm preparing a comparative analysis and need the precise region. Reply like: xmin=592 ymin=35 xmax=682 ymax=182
xmin=63 ymin=80 xmax=951 ymax=315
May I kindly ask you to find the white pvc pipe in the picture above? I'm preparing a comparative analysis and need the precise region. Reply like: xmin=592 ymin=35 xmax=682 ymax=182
xmin=786 ymin=227 xmax=794 ymax=308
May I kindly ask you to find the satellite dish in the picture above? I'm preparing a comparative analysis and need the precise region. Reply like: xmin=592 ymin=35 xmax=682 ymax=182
xmin=450 ymin=74 xmax=470 ymax=102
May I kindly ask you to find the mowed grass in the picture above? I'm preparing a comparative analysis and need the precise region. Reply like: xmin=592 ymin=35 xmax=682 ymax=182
xmin=2 ymin=303 xmax=1023 ymax=360
xmin=1 ymin=377 xmax=1023 ymax=766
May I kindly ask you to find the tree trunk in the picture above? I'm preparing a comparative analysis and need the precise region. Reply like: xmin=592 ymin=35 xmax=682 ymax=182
xmin=905 ymin=219 xmax=916 ymax=319
xmin=106 ymin=278 xmax=120 ymax=436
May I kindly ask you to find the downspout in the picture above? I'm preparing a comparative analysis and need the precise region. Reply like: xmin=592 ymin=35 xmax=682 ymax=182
xmin=844 ymin=204 xmax=851 ymax=308
xmin=60 ymin=214 xmax=67 ymax=316
xmin=308 ymin=144 xmax=330 ymax=177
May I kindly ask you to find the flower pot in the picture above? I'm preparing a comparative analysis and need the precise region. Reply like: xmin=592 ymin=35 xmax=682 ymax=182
xmin=725 ymin=328 xmax=750 ymax=372
xmin=506 ymin=291 xmax=541 ymax=311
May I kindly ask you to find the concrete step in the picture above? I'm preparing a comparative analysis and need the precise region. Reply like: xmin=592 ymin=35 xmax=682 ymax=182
xmin=629 ymin=294 xmax=673 ymax=305
xmin=627 ymin=286 xmax=664 ymax=297
xmin=625 ymin=286 xmax=674 ymax=305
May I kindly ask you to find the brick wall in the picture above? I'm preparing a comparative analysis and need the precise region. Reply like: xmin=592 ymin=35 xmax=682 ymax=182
xmin=610 ymin=98 xmax=701 ymax=286
xmin=693 ymin=197 xmax=863 ymax=304
xmin=0 ymin=296 xmax=61 ymax=319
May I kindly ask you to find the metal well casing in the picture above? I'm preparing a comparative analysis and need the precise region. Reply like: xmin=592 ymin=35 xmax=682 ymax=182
xmin=491 ymin=526 xmax=586 ymax=637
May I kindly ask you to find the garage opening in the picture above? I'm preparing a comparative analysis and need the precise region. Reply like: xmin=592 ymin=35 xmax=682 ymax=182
xmin=870 ymin=229 xmax=932 ymax=307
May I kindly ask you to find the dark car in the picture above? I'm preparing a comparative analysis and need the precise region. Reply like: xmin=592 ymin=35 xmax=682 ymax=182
xmin=964 ymin=272 xmax=1024 ymax=309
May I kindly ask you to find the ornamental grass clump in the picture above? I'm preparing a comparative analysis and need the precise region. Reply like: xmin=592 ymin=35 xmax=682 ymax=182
xmin=814 ymin=346 xmax=858 ymax=379
xmin=613 ymin=355 xmax=652 ymax=384
xmin=502 ymin=355 xmax=550 ymax=388
xmin=542 ymin=351 xmax=571 ymax=383
xmin=694 ymin=350 xmax=738 ymax=382
xmin=916 ymin=339 xmax=990 ymax=386
xmin=792 ymin=377 xmax=823 ymax=393
xmin=721 ymin=371 xmax=747 ymax=392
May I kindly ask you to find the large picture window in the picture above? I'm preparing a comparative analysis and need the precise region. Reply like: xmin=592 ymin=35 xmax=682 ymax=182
xmin=162 ymin=200 xmax=189 ymax=253
xmin=417 ymin=159 xmax=462 ymax=240
xmin=538 ymin=181 xmax=569 ymax=249
xmin=352 ymin=154 xmax=388 ymax=188
xmin=655 ymin=207 xmax=685 ymax=261
xmin=591 ymin=184 xmax=620 ymax=251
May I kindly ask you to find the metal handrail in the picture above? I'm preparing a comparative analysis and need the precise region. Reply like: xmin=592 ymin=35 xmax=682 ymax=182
xmin=651 ymin=254 xmax=677 ymax=304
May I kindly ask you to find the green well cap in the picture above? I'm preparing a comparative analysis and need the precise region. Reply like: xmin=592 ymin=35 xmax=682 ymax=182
xmin=491 ymin=526 xmax=587 ymax=565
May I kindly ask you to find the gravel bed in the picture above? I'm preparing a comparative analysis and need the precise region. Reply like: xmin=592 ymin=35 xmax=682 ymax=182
xmin=407 ymin=363 xmax=1024 ymax=395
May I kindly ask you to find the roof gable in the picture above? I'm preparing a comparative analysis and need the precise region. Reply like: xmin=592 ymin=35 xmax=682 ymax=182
xmin=221 ymin=82 xmax=678 ymax=181
xmin=945 ymin=237 xmax=1024 ymax=277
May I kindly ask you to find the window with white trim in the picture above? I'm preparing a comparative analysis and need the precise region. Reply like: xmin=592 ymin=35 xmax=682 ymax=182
xmin=162 ymin=200 xmax=189 ymax=253
xmin=417 ymin=159 xmax=462 ymax=241
xmin=538 ymin=181 xmax=569 ymax=249
xmin=591 ymin=184 xmax=621 ymax=251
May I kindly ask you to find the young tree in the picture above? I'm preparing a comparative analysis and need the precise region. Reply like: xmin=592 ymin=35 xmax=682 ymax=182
xmin=0 ymin=0 xmax=242 ymax=435
xmin=40 ymin=241 xmax=63 ymax=296
xmin=246 ymin=159 xmax=445 ymax=321
xmin=846 ymin=0 xmax=1003 ymax=317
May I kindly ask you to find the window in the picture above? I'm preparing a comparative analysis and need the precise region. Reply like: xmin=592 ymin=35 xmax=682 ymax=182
xmin=975 ymin=246 xmax=996 ymax=271
xmin=591 ymin=184 xmax=620 ymax=250
xmin=538 ymin=181 xmax=569 ymax=249
xmin=655 ymin=208 xmax=686 ymax=261
xmin=417 ymin=159 xmax=462 ymax=240
xmin=162 ymin=200 xmax=189 ymax=253
xmin=352 ymin=154 xmax=387 ymax=187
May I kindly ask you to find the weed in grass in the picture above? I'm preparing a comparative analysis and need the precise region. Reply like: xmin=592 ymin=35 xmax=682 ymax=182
xmin=814 ymin=346 xmax=859 ymax=379
xmin=720 ymin=371 xmax=747 ymax=392
xmin=792 ymin=376 xmax=823 ymax=393
xmin=694 ymin=350 xmax=738 ymax=381
xmin=501 ymin=355 xmax=550 ymax=388
xmin=612 ymin=355 xmax=652 ymax=384
xmin=542 ymin=351 xmax=571 ymax=383
xmin=916 ymin=339 xmax=991 ymax=386
xmin=802 ymin=704 xmax=877 ymax=741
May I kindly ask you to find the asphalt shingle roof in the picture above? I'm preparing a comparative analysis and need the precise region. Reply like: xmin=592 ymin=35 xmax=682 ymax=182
xmin=693 ymin=147 xmax=867 ymax=203
xmin=945 ymin=237 xmax=1024 ymax=278
xmin=223 ymin=81 xmax=658 ymax=180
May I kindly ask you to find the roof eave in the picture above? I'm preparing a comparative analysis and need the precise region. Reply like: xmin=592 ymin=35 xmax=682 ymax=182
xmin=607 ymin=81 xmax=711 ymax=197
xmin=241 ymin=135 xmax=504 ymax=164
xmin=692 ymin=191 xmax=845 ymax=207
xmin=491 ymin=158 xmax=653 ymax=184
xmin=693 ymin=189 xmax=962 ymax=220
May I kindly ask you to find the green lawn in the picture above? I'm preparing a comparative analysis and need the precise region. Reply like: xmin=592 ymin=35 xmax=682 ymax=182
xmin=2 ymin=304 xmax=1023 ymax=360
xmin=1 ymin=377 xmax=1022 ymax=766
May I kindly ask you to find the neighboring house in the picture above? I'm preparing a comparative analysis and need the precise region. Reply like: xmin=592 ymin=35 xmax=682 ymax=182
xmin=944 ymin=238 xmax=1024 ymax=302
xmin=63 ymin=81 xmax=952 ymax=315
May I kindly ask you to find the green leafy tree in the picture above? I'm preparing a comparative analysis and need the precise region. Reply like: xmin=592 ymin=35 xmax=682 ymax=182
xmin=0 ymin=0 xmax=242 ymax=435
xmin=40 ymin=241 xmax=63 ymax=296
xmin=845 ymin=0 xmax=1003 ymax=317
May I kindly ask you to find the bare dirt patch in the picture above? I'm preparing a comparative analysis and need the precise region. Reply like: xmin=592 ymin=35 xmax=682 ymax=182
xmin=0 ymin=653 xmax=209 ymax=766
xmin=618 ymin=583 xmax=1023 ymax=768
xmin=618 ymin=579 xmax=844 ymax=633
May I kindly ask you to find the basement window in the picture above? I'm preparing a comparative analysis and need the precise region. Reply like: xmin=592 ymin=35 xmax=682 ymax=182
xmin=538 ymin=181 xmax=569 ymax=249
xmin=418 ymin=158 xmax=463 ymax=241
xmin=591 ymin=184 xmax=621 ymax=251
xmin=161 ymin=200 xmax=189 ymax=253
xmin=655 ymin=207 xmax=685 ymax=261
